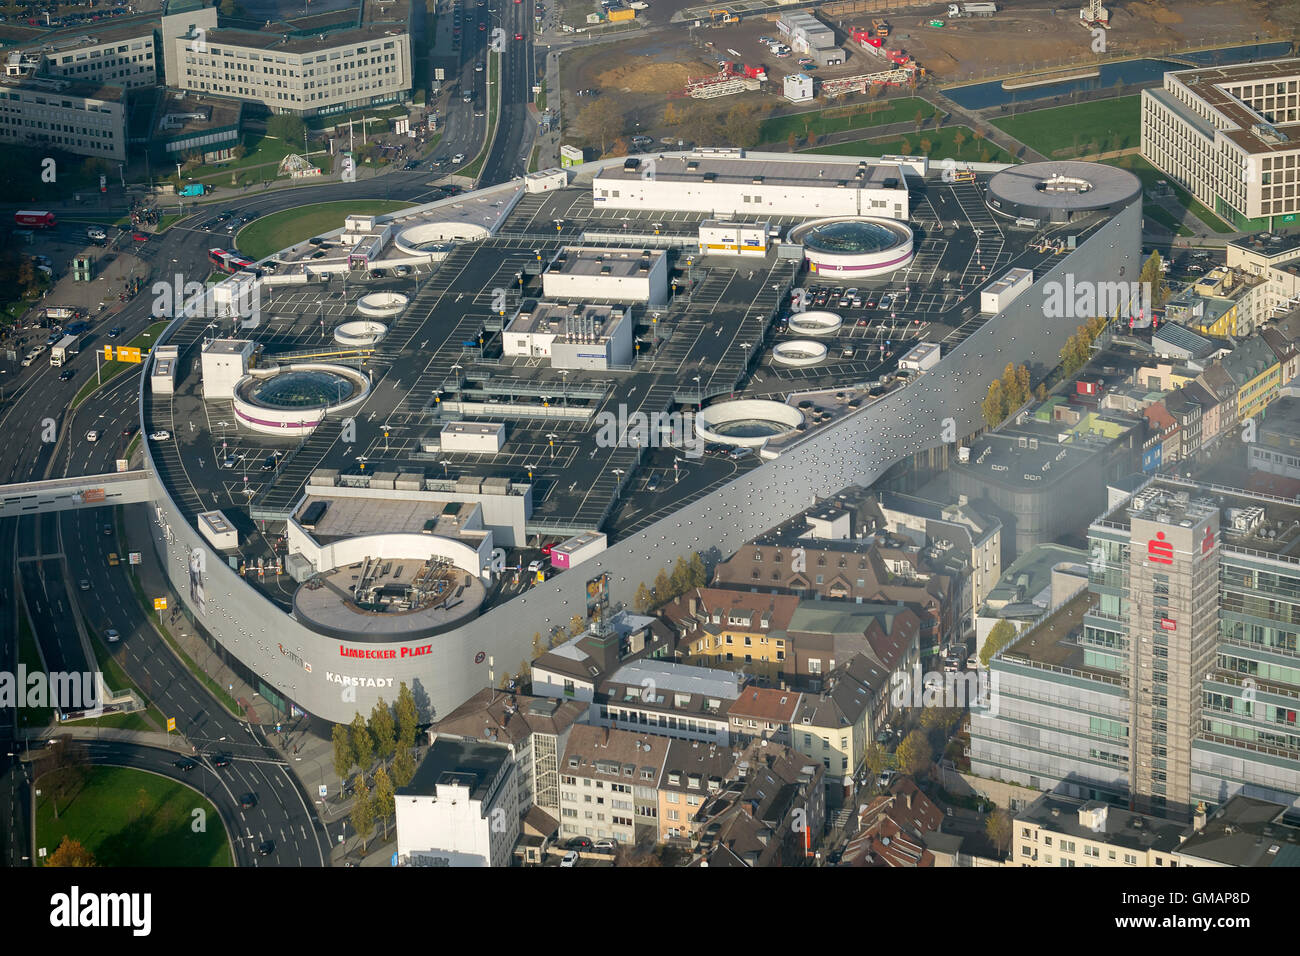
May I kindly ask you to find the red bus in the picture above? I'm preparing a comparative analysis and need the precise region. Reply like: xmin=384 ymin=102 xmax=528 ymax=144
xmin=209 ymin=247 xmax=255 ymax=272
xmin=15 ymin=210 xmax=56 ymax=228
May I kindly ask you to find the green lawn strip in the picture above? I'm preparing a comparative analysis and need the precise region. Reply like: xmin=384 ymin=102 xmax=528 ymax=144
xmin=528 ymin=145 xmax=541 ymax=174
xmin=990 ymin=96 xmax=1140 ymax=158
xmin=17 ymin=605 xmax=54 ymax=731
xmin=34 ymin=765 xmax=232 ymax=867
xmin=121 ymin=564 xmax=243 ymax=718
xmin=1104 ymin=154 xmax=1233 ymax=233
xmin=1142 ymin=203 xmax=1194 ymax=237
xmin=460 ymin=53 xmax=501 ymax=181
xmin=70 ymin=320 xmax=168 ymax=411
xmin=760 ymin=96 xmax=935 ymax=147
xmin=181 ymin=133 xmax=300 ymax=181
xmin=234 ymin=200 xmax=413 ymax=260
xmin=803 ymin=125 xmax=1015 ymax=164
xmin=157 ymin=214 xmax=183 ymax=233
xmin=305 ymin=103 xmax=409 ymax=133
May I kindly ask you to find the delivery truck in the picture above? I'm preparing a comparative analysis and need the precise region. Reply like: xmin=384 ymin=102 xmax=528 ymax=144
xmin=178 ymin=183 xmax=212 ymax=197
xmin=50 ymin=334 xmax=79 ymax=367
xmin=14 ymin=210 xmax=56 ymax=228
xmin=947 ymin=2 xmax=997 ymax=16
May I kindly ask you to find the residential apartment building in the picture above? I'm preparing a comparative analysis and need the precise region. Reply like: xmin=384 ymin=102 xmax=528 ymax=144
xmin=530 ymin=609 xmax=674 ymax=703
xmin=1141 ymin=58 xmax=1300 ymax=232
xmin=1220 ymin=334 xmax=1282 ymax=423
xmin=593 ymin=660 xmax=743 ymax=745
xmin=1227 ymin=233 xmax=1300 ymax=325
xmin=971 ymin=476 xmax=1300 ymax=820
xmin=1247 ymin=395 xmax=1300 ymax=482
xmin=432 ymin=688 xmax=586 ymax=821
xmin=659 ymin=587 xmax=798 ymax=680
xmin=394 ymin=737 xmax=519 ymax=867
xmin=657 ymin=739 xmax=736 ymax=842
xmin=726 ymin=686 xmax=803 ymax=748
xmin=1013 ymin=793 xmax=1188 ymax=868
xmin=161 ymin=0 xmax=412 ymax=116
xmin=843 ymin=777 xmax=947 ymax=867
xmin=558 ymin=724 xmax=670 ymax=846
xmin=791 ymin=654 xmax=886 ymax=806
xmin=692 ymin=740 xmax=826 ymax=867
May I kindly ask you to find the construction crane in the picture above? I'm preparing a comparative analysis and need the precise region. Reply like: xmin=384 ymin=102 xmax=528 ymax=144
xmin=1079 ymin=0 xmax=1109 ymax=28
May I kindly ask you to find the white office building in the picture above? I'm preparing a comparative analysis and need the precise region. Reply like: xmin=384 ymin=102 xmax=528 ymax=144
xmin=594 ymin=152 xmax=910 ymax=220
xmin=541 ymin=247 xmax=669 ymax=306
xmin=395 ymin=737 xmax=519 ymax=867
xmin=1141 ymin=58 xmax=1300 ymax=233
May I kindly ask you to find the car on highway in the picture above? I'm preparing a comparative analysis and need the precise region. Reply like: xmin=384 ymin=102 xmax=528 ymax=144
xmin=131 ymin=232 xmax=149 ymax=242
xmin=463 ymin=91 xmax=473 ymax=102
xmin=560 ymin=851 xmax=579 ymax=867
xmin=85 ymin=430 xmax=99 ymax=442
xmin=122 ymin=425 xmax=137 ymax=439
xmin=174 ymin=757 xmax=197 ymax=771
xmin=58 ymin=368 xmax=75 ymax=381
xmin=475 ymin=61 xmax=484 ymax=71
xmin=149 ymin=430 xmax=171 ymax=441
xmin=107 ymin=553 xmax=119 ymax=566
xmin=211 ymin=754 xmax=231 ymax=768
xmin=403 ymin=159 xmax=421 ymax=170
xmin=369 ymin=268 xmax=388 ymax=279
xmin=79 ymin=579 xmax=90 ymax=591
xmin=240 ymin=792 xmax=257 ymax=809
xmin=203 ymin=218 xmax=221 ymax=229
xmin=452 ymin=153 xmax=466 ymax=164
xmin=258 ymin=840 xmax=275 ymax=856
xmin=478 ymin=20 xmax=486 ymax=29
xmin=514 ymin=31 xmax=523 ymax=39
xmin=107 ymin=326 xmax=123 ymax=338
xmin=105 ymin=628 xmax=119 ymax=642
xmin=103 ymin=523 xmax=112 ymax=536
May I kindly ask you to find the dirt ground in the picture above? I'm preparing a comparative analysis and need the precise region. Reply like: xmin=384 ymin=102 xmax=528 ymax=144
xmin=559 ymin=0 xmax=1291 ymax=149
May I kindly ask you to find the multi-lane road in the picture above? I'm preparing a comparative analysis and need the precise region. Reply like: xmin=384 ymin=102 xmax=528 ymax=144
xmin=0 ymin=0 xmax=549 ymax=867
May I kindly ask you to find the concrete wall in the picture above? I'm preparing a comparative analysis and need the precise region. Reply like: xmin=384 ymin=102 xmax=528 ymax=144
xmin=142 ymin=199 xmax=1140 ymax=725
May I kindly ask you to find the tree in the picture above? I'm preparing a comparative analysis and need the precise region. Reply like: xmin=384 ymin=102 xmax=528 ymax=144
xmin=865 ymin=741 xmax=890 ymax=778
xmin=899 ymin=138 xmax=912 ymax=156
xmin=392 ymin=743 xmax=416 ymax=788
xmin=986 ymin=808 xmax=1013 ymax=858
xmin=395 ymin=682 xmax=419 ymax=750
xmin=218 ymin=0 xmax=244 ymax=15
xmin=920 ymin=706 xmax=959 ymax=736
xmin=1015 ymin=364 xmax=1031 ymax=406
xmin=1035 ymin=382 xmax=1048 ymax=402
xmin=914 ymin=109 xmax=925 ymax=133
xmin=981 ymin=619 xmax=1017 ymax=667
xmin=669 ymin=555 xmax=691 ymax=597
xmin=569 ymin=613 xmax=586 ymax=637
xmin=372 ymin=767 xmax=396 ymax=840
xmin=919 ymin=137 xmax=933 ymax=157
xmin=41 ymin=736 xmax=89 ymax=820
xmin=575 ymin=99 xmax=626 ymax=155
xmin=688 ymin=553 xmax=707 ymax=588
xmin=972 ymin=128 xmax=986 ymax=150
xmin=369 ymin=699 xmax=396 ymax=762
xmin=46 ymin=836 xmax=96 ymax=867
xmin=677 ymin=100 xmax=721 ymax=147
xmin=350 ymin=712 xmax=373 ymax=771
xmin=634 ymin=582 xmax=652 ymax=614
xmin=722 ymin=103 xmax=760 ymax=149
xmin=532 ymin=631 xmax=544 ymax=656
xmin=981 ymin=378 xmax=1006 ymax=428
xmin=787 ymin=131 xmax=797 ymax=151
xmin=895 ymin=729 xmax=932 ymax=777
xmin=351 ymin=778 xmax=375 ymax=852
xmin=652 ymin=569 xmax=671 ymax=605
xmin=953 ymin=129 xmax=966 ymax=156
xmin=267 ymin=114 xmax=307 ymax=151
xmin=332 ymin=723 xmax=354 ymax=780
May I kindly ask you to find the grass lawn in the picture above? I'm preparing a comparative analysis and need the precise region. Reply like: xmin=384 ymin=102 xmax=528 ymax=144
xmin=35 ymin=765 xmax=232 ymax=867
xmin=17 ymin=607 xmax=53 ymax=731
xmin=181 ymin=133 xmax=301 ymax=181
xmin=306 ymin=103 xmax=409 ymax=132
xmin=71 ymin=321 xmax=169 ymax=411
xmin=761 ymin=96 xmax=936 ymax=147
xmin=804 ymin=125 xmax=1015 ymax=165
xmin=990 ymin=96 xmax=1141 ymax=158
xmin=1105 ymin=154 xmax=1234 ymax=233
xmin=234 ymin=200 xmax=412 ymax=260
xmin=460 ymin=52 xmax=501 ymax=181
xmin=1143 ymin=203 xmax=1195 ymax=237
xmin=56 ymin=619 xmax=168 ymax=733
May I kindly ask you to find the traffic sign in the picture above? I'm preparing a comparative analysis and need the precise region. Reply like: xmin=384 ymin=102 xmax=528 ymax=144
xmin=154 ymin=597 xmax=168 ymax=610
xmin=319 ymin=784 xmax=328 ymax=799
xmin=166 ymin=717 xmax=176 ymax=732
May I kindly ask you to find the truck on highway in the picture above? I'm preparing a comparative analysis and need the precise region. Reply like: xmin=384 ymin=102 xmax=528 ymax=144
xmin=14 ymin=210 xmax=56 ymax=228
xmin=50 ymin=334 xmax=79 ymax=366
xmin=947 ymin=2 xmax=997 ymax=16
